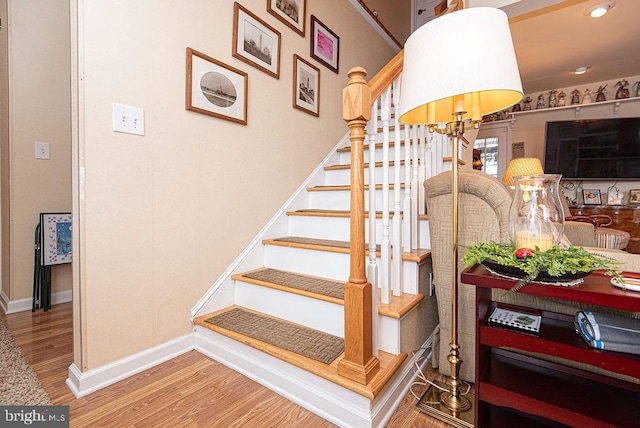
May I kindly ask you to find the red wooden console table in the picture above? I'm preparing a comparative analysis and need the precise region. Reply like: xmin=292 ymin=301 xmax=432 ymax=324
xmin=462 ymin=265 xmax=640 ymax=427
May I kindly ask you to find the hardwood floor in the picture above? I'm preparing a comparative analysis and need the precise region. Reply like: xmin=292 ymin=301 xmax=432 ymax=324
xmin=1 ymin=303 xmax=457 ymax=427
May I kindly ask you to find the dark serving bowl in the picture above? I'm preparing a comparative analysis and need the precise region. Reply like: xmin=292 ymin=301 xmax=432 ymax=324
xmin=481 ymin=260 xmax=591 ymax=282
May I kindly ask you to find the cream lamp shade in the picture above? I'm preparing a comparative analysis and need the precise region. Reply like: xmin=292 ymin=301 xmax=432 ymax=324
xmin=502 ymin=157 xmax=544 ymax=186
xmin=398 ymin=7 xmax=523 ymax=125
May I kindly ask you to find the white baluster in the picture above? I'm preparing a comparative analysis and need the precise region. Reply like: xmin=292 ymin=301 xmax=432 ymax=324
xmin=380 ymin=86 xmax=391 ymax=304
xmin=411 ymin=125 xmax=420 ymax=250
xmin=403 ymin=124 xmax=412 ymax=253
xmin=391 ymin=78 xmax=402 ymax=296
xmin=418 ymin=125 xmax=427 ymax=216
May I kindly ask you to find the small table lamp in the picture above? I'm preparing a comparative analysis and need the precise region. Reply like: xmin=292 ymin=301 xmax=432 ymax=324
xmin=399 ymin=7 xmax=523 ymax=427
xmin=503 ymin=157 xmax=544 ymax=186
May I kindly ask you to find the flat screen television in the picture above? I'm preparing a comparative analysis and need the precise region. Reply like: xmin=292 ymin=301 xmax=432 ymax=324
xmin=543 ymin=118 xmax=640 ymax=180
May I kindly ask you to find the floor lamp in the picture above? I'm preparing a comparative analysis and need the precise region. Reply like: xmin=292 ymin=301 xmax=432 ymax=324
xmin=399 ymin=7 xmax=523 ymax=427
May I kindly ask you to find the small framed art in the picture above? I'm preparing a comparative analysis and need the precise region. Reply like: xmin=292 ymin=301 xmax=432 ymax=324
xmin=40 ymin=212 xmax=72 ymax=266
xmin=233 ymin=2 xmax=281 ymax=79
xmin=293 ymin=54 xmax=320 ymax=117
xmin=186 ymin=47 xmax=248 ymax=125
xmin=583 ymin=189 xmax=602 ymax=205
xmin=310 ymin=15 xmax=339 ymax=74
xmin=629 ymin=189 xmax=640 ymax=204
xmin=267 ymin=0 xmax=306 ymax=36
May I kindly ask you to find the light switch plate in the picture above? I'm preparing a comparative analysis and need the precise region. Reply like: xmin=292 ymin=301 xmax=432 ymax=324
xmin=112 ymin=103 xmax=145 ymax=136
xmin=35 ymin=142 xmax=50 ymax=160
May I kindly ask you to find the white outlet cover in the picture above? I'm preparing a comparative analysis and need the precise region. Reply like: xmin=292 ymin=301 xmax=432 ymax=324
xmin=35 ymin=141 xmax=50 ymax=160
xmin=112 ymin=103 xmax=145 ymax=136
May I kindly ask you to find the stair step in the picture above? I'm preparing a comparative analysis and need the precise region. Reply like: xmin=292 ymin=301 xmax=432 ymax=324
xmin=262 ymin=236 xmax=431 ymax=263
xmin=337 ymin=141 xmax=407 ymax=153
xmin=233 ymin=267 xmax=344 ymax=304
xmin=324 ymin=160 xmax=408 ymax=171
xmin=233 ymin=267 xmax=424 ymax=319
xmin=307 ymin=183 xmax=406 ymax=191
xmin=194 ymin=305 xmax=408 ymax=399
xmin=286 ymin=209 xmax=428 ymax=221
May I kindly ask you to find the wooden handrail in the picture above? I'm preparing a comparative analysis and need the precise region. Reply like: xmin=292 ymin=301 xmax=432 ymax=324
xmin=368 ymin=49 xmax=404 ymax=101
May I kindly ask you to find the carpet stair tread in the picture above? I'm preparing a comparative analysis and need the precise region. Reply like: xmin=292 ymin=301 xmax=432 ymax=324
xmin=193 ymin=305 xmax=408 ymax=399
xmin=307 ymin=184 xmax=405 ymax=191
xmin=232 ymin=267 xmax=344 ymax=304
xmin=233 ymin=267 xmax=425 ymax=319
xmin=262 ymin=236 xmax=431 ymax=263
xmin=286 ymin=209 xmax=428 ymax=221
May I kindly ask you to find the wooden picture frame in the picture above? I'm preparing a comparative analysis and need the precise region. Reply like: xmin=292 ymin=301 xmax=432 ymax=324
xmin=185 ymin=47 xmax=248 ymax=125
xmin=583 ymin=189 xmax=602 ymax=205
xmin=233 ymin=2 xmax=281 ymax=79
xmin=310 ymin=15 xmax=339 ymax=74
xmin=267 ymin=0 xmax=306 ymax=36
xmin=293 ymin=54 xmax=320 ymax=117
xmin=629 ymin=189 xmax=640 ymax=204
xmin=40 ymin=212 xmax=72 ymax=266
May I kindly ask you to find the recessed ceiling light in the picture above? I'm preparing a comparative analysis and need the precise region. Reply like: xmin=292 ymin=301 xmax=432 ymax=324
xmin=585 ymin=1 xmax=616 ymax=18
xmin=574 ymin=66 xmax=589 ymax=74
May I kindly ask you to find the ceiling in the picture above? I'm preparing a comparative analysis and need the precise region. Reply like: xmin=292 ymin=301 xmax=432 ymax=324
xmin=415 ymin=0 xmax=640 ymax=95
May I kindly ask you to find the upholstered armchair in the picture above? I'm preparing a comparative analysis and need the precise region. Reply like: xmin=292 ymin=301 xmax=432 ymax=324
xmin=424 ymin=169 xmax=640 ymax=383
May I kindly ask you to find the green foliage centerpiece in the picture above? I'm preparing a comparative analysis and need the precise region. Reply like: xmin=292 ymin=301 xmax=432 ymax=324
xmin=462 ymin=242 xmax=622 ymax=290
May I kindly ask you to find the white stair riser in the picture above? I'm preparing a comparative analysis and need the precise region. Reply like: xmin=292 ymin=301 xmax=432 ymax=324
xmin=264 ymin=245 xmax=350 ymax=281
xmin=288 ymin=215 xmax=431 ymax=249
xmin=235 ymin=281 xmax=344 ymax=337
xmin=308 ymin=188 xmax=410 ymax=212
xmin=338 ymin=144 xmax=411 ymax=164
xmin=324 ymin=165 xmax=411 ymax=186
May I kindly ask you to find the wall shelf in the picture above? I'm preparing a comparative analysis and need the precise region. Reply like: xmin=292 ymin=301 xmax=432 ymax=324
xmin=510 ymin=96 xmax=640 ymax=120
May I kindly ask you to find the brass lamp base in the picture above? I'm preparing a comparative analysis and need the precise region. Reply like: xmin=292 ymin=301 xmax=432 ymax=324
xmin=416 ymin=380 xmax=474 ymax=428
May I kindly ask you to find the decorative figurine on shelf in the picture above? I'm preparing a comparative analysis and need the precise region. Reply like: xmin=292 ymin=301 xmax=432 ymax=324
xmin=548 ymin=90 xmax=558 ymax=108
xmin=595 ymin=84 xmax=607 ymax=102
xmin=512 ymin=102 xmax=521 ymax=112
xmin=557 ymin=91 xmax=567 ymax=107
xmin=571 ymin=89 xmax=581 ymax=105
xmin=523 ymin=96 xmax=533 ymax=111
xmin=634 ymin=81 xmax=640 ymax=98
xmin=535 ymin=93 xmax=546 ymax=109
xmin=615 ymin=79 xmax=630 ymax=99
xmin=582 ymin=88 xmax=593 ymax=104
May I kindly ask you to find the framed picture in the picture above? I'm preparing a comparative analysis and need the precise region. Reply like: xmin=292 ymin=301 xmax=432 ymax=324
xmin=233 ymin=2 xmax=281 ymax=79
xmin=310 ymin=15 xmax=339 ymax=74
xmin=629 ymin=189 xmax=640 ymax=204
xmin=40 ymin=212 xmax=72 ymax=266
xmin=186 ymin=47 xmax=248 ymax=125
xmin=583 ymin=189 xmax=602 ymax=205
xmin=607 ymin=186 xmax=624 ymax=205
xmin=293 ymin=54 xmax=320 ymax=117
xmin=267 ymin=0 xmax=306 ymax=36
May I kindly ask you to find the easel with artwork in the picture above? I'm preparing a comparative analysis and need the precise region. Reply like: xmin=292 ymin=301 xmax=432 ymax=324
xmin=32 ymin=213 xmax=72 ymax=311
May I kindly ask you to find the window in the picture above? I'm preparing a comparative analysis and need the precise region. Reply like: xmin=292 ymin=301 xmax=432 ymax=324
xmin=474 ymin=137 xmax=499 ymax=178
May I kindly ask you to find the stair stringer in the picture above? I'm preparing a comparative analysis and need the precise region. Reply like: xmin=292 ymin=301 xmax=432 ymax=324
xmin=195 ymin=325 xmax=432 ymax=428
xmin=190 ymin=131 xmax=351 ymax=319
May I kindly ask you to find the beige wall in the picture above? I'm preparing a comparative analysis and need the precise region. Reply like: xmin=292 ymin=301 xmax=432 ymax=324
xmin=362 ymin=0 xmax=412 ymax=45
xmin=2 ymin=0 xmax=72 ymax=303
xmin=74 ymin=0 xmax=396 ymax=370
xmin=509 ymin=74 xmax=640 ymax=203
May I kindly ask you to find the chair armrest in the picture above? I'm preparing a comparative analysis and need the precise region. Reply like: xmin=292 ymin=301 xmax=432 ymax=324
xmin=565 ymin=214 xmax=612 ymax=227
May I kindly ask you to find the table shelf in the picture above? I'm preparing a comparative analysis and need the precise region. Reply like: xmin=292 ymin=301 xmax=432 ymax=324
xmin=463 ymin=265 xmax=640 ymax=427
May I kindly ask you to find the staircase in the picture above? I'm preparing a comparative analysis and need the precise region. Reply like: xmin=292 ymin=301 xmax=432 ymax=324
xmin=191 ymin=129 xmax=439 ymax=427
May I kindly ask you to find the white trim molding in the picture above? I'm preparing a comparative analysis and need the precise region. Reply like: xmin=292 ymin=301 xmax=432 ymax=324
xmin=1 ymin=289 xmax=73 ymax=315
xmin=66 ymin=333 xmax=194 ymax=398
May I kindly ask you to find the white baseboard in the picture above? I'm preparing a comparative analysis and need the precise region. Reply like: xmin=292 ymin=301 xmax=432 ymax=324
xmin=66 ymin=333 xmax=194 ymax=398
xmin=195 ymin=326 xmax=433 ymax=428
xmin=1 ymin=289 xmax=73 ymax=314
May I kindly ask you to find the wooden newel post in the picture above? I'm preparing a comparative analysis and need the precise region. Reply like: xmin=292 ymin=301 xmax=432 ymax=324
xmin=338 ymin=67 xmax=380 ymax=385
